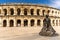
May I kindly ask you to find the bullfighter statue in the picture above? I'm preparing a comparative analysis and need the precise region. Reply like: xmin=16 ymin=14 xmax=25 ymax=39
xmin=39 ymin=15 xmax=56 ymax=36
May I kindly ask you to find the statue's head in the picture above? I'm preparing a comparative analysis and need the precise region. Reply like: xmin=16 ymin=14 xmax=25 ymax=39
xmin=46 ymin=15 xmax=49 ymax=18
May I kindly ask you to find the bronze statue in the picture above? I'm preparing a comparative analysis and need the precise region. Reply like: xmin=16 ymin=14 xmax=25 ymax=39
xmin=39 ymin=15 xmax=56 ymax=36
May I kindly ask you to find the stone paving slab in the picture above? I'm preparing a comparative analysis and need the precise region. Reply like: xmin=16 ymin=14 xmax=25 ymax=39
xmin=0 ymin=26 xmax=60 ymax=40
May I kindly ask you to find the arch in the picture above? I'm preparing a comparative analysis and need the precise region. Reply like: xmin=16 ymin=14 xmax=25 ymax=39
xmin=3 ymin=9 xmax=7 ymax=15
xmin=47 ymin=10 xmax=50 ymax=14
xmin=30 ymin=9 xmax=34 ymax=15
xmin=37 ymin=20 xmax=41 ymax=26
xmin=17 ymin=8 xmax=21 ymax=15
xmin=42 ymin=10 xmax=45 ymax=16
xmin=0 ymin=9 xmax=1 ymax=14
xmin=24 ymin=19 xmax=28 ymax=26
xmin=55 ymin=11 xmax=57 ymax=14
xmin=24 ymin=8 xmax=27 ymax=15
xmin=3 ymin=20 xmax=7 ymax=27
xmin=56 ymin=20 xmax=58 ymax=26
xmin=37 ymin=9 xmax=40 ymax=15
xmin=10 ymin=20 xmax=14 ymax=27
xmin=52 ymin=20 xmax=55 ymax=26
xmin=30 ymin=19 xmax=35 ymax=26
xmin=10 ymin=8 xmax=14 ymax=15
xmin=52 ymin=11 xmax=54 ymax=14
xmin=17 ymin=20 xmax=21 ymax=27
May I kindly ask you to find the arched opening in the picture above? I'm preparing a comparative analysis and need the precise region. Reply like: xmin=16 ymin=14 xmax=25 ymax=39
xmin=42 ymin=10 xmax=45 ymax=16
xmin=52 ymin=11 xmax=54 ymax=14
xmin=52 ymin=20 xmax=55 ymax=26
xmin=3 ymin=20 xmax=7 ymax=27
xmin=24 ymin=19 xmax=28 ymax=26
xmin=0 ymin=9 xmax=1 ymax=14
xmin=30 ymin=9 xmax=34 ymax=15
xmin=10 ymin=20 xmax=14 ymax=27
xmin=30 ymin=19 xmax=34 ymax=26
xmin=24 ymin=8 xmax=27 ymax=15
xmin=3 ymin=9 xmax=7 ymax=15
xmin=17 ymin=20 xmax=21 ymax=27
xmin=10 ymin=8 xmax=14 ymax=15
xmin=56 ymin=20 xmax=58 ymax=26
xmin=47 ymin=10 xmax=50 ymax=15
xmin=55 ymin=11 xmax=57 ymax=14
xmin=37 ymin=9 xmax=40 ymax=15
xmin=37 ymin=20 xmax=41 ymax=26
xmin=17 ymin=8 xmax=21 ymax=15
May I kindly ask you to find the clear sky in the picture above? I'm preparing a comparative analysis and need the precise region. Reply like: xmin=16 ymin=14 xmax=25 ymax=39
xmin=0 ymin=0 xmax=60 ymax=9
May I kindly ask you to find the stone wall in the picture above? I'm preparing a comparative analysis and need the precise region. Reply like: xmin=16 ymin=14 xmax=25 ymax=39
xmin=0 ymin=4 xmax=59 ymax=27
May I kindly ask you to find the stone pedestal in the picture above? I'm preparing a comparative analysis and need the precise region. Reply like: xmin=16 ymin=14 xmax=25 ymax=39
xmin=39 ymin=26 xmax=56 ymax=36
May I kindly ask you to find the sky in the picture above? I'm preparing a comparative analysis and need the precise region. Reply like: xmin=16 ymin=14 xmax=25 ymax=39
xmin=0 ymin=0 xmax=60 ymax=9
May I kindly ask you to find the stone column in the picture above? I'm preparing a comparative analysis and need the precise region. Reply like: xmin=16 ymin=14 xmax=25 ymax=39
xmin=7 ymin=8 xmax=9 ymax=15
xmin=34 ymin=20 xmax=37 ymax=27
xmin=45 ymin=10 xmax=47 ymax=15
xmin=28 ymin=19 xmax=30 ymax=27
xmin=34 ymin=9 xmax=37 ymax=15
xmin=8 ymin=7 xmax=10 ymax=15
xmin=21 ymin=19 xmax=24 ymax=27
xmin=21 ymin=8 xmax=24 ymax=15
xmin=40 ymin=10 xmax=43 ymax=16
xmin=14 ymin=19 xmax=16 ymax=27
xmin=14 ymin=8 xmax=16 ymax=15
xmin=41 ymin=19 xmax=43 ymax=27
xmin=49 ymin=10 xmax=52 ymax=16
xmin=14 ymin=7 xmax=17 ymax=15
xmin=1 ymin=8 xmax=4 ymax=16
xmin=7 ymin=7 xmax=10 ymax=15
xmin=0 ymin=17 xmax=2 ymax=27
xmin=28 ymin=9 xmax=31 ymax=15
xmin=7 ymin=19 xmax=9 ymax=27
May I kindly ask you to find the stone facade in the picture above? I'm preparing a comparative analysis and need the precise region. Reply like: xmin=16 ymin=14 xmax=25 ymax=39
xmin=0 ymin=3 xmax=60 ymax=27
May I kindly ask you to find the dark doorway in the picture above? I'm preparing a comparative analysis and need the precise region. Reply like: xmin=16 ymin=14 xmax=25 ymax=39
xmin=24 ymin=8 xmax=27 ymax=15
xmin=24 ymin=20 xmax=28 ymax=26
xmin=10 ymin=20 xmax=14 ymax=27
xmin=10 ymin=8 xmax=14 ymax=15
xmin=42 ymin=10 xmax=45 ymax=16
xmin=30 ymin=9 xmax=34 ymax=15
xmin=37 ymin=20 xmax=41 ymax=26
xmin=17 ymin=8 xmax=21 ymax=15
xmin=17 ymin=20 xmax=21 ymax=27
xmin=3 ymin=9 xmax=7 ymax=15
xmin=37 ymin=9 xmax=40 ymax=15
xmin=31 ymin=19 xmax=34 ymax=26
xmin=3 ymin=20 xmax=7 ymax=27
xmin=47 ymin=10 xmax=50 ymax=14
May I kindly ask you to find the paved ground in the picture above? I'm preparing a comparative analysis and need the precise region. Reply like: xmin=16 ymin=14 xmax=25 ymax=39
xmin=6 ymin=33 xmax=60 ymax=40
xmin=0 ymin=26 xmax=60 ymax=40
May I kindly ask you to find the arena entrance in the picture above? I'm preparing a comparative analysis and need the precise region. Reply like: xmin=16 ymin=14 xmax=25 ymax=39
xmin=24 ymin=20 xmax=28 ymax=26
xmin=17 ymin=20 xmax=21 ymax=27
xmin=3 ymin=20 xmax=7 ymax=27
xmin=37 ymin=20 xmax=41 ymax=26
xmin=31 ymin=19 xmax=34 ymax=26
xmin=10 ymin=20 xmax=14 ymax=27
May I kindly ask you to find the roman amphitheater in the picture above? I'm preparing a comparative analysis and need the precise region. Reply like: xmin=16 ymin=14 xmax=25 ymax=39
xmin=0 ymin=3 xmax=60 ymax=40
xmin=0 ymin=3 xmax=60 ymax=27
